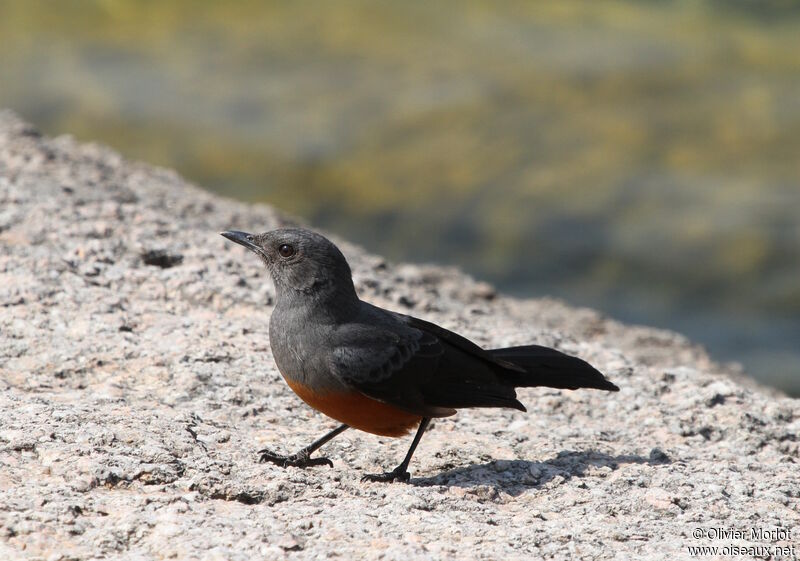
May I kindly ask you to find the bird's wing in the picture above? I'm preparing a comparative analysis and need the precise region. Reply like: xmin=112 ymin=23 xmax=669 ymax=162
xmin=390 ymin=312 xmax=526 ymax=373
xmin=327 ymin=306 xmax=525 ymax=416
xmin=328 ymin=322 xmax=443 ymax=385
xmin=327 ymin=321 xmax=454 ymax=417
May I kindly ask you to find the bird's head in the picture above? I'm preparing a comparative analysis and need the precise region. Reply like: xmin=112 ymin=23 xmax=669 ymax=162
xmin=221 ymin=228 xmax=356 ymax=302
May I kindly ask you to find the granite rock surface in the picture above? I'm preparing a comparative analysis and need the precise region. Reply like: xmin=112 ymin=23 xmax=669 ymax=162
xmin=0 ymin=110 xmax=797 ymax=560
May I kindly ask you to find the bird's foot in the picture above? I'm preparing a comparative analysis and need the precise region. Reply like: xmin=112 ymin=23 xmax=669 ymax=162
xmin=258 ymin=448 xmax=333 ymax=469
xmin=361 ymin=466 xmax=411 ymax=483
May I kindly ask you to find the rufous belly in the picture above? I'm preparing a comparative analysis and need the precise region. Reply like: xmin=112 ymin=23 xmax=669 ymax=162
xmin=284 ymin=378 xmax=422 ymax=437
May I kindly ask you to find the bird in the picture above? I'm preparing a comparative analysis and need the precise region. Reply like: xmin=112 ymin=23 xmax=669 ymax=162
xmin=221 ymin=228 xmax=619 ymax=483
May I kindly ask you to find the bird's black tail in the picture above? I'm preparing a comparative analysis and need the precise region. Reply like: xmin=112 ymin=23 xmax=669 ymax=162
xmin=491 ymin=345 xmax=620 ymax=392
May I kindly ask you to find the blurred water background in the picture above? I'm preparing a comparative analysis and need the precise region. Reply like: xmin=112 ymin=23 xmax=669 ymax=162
xmin=2 ymin=0 xmax=799 ymax=395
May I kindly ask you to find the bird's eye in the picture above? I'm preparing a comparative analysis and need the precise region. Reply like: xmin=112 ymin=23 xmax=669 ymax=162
xmin=246 ymin=235 xmax=254 ymax=242
xmin=278 ymin=244 xmax=295 ymax=258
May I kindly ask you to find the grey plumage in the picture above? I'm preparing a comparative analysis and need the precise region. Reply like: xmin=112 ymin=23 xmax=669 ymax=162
xmin=221 ymin=227 xmax=619 ymax=481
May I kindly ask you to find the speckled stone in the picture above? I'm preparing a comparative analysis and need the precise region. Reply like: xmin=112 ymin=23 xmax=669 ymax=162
xmin=1 ymin=110 xmax=797 ymax=560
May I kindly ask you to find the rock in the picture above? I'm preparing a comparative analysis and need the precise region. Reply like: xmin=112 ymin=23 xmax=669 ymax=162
xmin=0 ymin=110 xmax=797 ymax=559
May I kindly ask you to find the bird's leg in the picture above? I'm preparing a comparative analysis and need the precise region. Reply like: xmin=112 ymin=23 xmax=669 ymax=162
xmin=259 ymin=424 xmax=349 ymax=468
xmin=362 ymin=417 xmax=431 ymax=483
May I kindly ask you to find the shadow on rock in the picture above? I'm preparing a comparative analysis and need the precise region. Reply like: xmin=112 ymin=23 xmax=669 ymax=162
xmin=411 ymin=448 xmax=671 ymax=495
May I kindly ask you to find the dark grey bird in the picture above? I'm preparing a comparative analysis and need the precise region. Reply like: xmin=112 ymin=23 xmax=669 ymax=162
xmin=221 ymin=228 xmax=619 ymax=482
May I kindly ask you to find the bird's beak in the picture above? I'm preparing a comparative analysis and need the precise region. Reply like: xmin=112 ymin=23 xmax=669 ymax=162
xmin=220 ymin=230 xmax=263 ymax=255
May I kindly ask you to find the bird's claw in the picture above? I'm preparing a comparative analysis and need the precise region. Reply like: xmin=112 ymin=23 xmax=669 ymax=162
xmin=361 ymin=467 xmax=411 ymax=483
xmin=258 ymin=449 xmax=333 ymax=469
